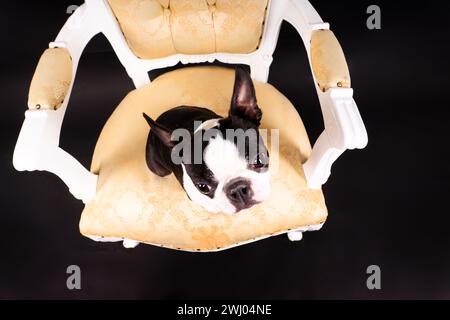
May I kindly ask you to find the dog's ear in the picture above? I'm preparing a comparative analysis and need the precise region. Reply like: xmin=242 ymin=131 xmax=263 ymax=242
xmin=229 ymin=67 xmax=262 ymax=126
xmin=143 ymin=113 xmax=175 ymax=148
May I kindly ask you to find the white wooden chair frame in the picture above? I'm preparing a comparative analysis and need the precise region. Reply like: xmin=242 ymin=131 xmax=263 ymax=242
xmin=13 ymin=0 xmax=367 ymax=240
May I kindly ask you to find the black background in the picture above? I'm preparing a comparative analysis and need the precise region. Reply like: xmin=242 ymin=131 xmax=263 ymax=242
xmin=1 ymin=0 xmax=449 ymax=299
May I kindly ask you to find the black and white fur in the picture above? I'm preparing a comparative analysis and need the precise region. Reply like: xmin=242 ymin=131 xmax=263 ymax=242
xmin=143 ymin=68 xmax=270 ymax=214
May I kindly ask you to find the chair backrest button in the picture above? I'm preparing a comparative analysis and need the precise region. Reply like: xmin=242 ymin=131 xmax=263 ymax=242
xmin=164 ymin=8 xmax=171 ymax=17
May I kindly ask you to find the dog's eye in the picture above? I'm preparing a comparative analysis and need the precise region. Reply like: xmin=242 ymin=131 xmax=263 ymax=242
xmin=196 ymin=183 xmax=211 ymax=194
xmin=251 ymin=152 xmax=268 ymax=169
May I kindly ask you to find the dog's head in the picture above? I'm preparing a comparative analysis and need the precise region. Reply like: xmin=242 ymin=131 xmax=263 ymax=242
xmin=145 ymin=68 xmax=270 ymax=214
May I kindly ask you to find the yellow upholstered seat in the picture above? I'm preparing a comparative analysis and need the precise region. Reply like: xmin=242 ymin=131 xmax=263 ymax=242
xmin=79 ymin=66 xmax=327 ymax=251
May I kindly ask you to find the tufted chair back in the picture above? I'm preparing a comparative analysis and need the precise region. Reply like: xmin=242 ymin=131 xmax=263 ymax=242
xmin=107 ymin=0 xmax=269 ymax=59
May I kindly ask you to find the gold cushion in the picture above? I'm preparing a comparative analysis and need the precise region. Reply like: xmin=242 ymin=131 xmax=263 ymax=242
xmin=80 ymin=66 xmax=327 ymax=251
xmin=107 ymin=0 xmax=268 ymax=59
xmin=311 ymin=29 xmax=351 ymax=92
xmin=28 ymin=48 xmax=72 ymax=110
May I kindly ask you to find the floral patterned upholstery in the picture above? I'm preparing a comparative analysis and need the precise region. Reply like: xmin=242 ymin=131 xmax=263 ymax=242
xmin=79 ymin=66 xmax=327 ymax=251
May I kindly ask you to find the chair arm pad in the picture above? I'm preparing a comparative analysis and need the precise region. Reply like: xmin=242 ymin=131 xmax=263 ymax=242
xmin=28 ymin=48 xmax=72 ymax=110
xmin=310 ymin=29 xmax=351 ymax=92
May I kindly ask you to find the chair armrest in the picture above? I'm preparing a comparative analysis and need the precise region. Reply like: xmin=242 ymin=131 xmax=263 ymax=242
xmin=13 ymin=3 xmax=101 ymax=202
xmin=310 ymin=29 xmax=351 ymax=92
xmin=28 ymin=48 xmax=72 ymax=110
xmin=278 ymin=0 xmax=368 ymax=189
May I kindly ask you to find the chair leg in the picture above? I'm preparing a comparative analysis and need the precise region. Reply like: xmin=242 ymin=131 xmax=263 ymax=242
xmin=287 ymin=231 xmax=303 ymax=242
xmin=123 ymin=239 xmax=140 ymax=249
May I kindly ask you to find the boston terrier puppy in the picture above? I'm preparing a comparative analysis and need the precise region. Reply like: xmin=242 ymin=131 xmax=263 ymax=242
xmin=143 ymin=68 xmax=270 ymax=214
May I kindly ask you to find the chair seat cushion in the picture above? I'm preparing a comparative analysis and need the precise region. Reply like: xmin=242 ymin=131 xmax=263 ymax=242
xmin=80 ymin=66 xmax=327 ymax=251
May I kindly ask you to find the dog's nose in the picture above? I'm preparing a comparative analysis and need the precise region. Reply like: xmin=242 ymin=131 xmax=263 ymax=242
xmin=225 ymin=178 xmax=254 ymax=210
